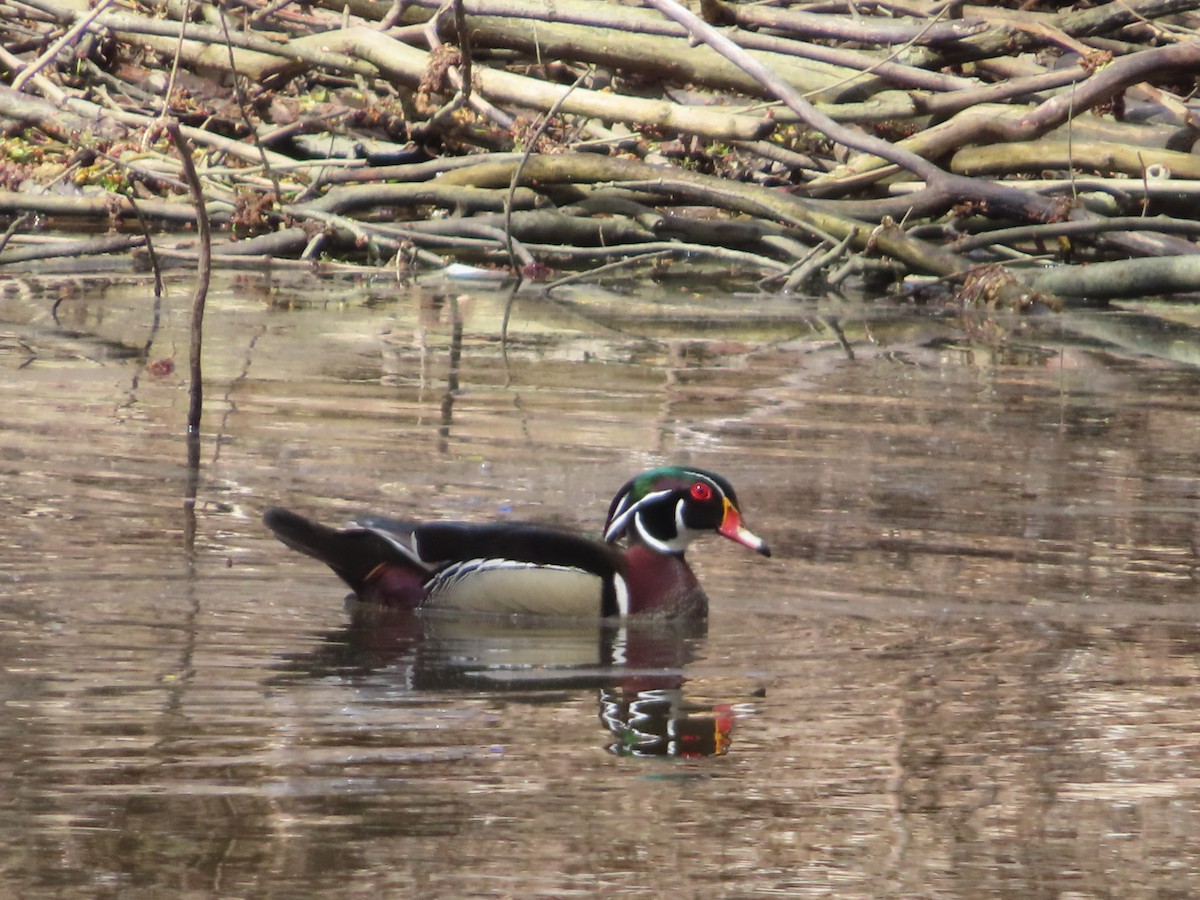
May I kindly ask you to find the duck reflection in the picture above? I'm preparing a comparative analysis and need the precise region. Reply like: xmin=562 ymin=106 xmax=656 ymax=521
xmin=273 ymin=604 xmax=734 ymax=758
xmin=600 ymin=687 xmax=733 ymax=758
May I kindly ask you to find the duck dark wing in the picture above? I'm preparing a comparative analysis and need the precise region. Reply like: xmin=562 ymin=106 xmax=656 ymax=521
xmin=266 ymin=512 xmax=629 ymax=616
xmin=264 ymin=507 xmax=429 ymax=594
xmin=412 ymin=522 xmax=621 ymax=576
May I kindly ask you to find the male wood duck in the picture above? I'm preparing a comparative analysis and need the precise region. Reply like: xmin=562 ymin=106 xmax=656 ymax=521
xmin=264 ymin=466 xmax=770 ymax=619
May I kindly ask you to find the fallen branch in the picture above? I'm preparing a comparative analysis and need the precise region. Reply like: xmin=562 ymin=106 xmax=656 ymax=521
xmin=951 ymin=140 xmax=1200 ymax=180
xmin=0 ymin=0 xmax=1196 ymax=307
xmin=0 ymin=233 xmax=147 ymax=265
xmin=271 ymin=27 xmax=774 ymax=143
xmin=1025 ymin=255 xmax=1200 ymax=298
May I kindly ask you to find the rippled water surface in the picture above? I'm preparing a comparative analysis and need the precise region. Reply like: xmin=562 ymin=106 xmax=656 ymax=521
xmin=3 ymin=271 xmax=1200 ymax=897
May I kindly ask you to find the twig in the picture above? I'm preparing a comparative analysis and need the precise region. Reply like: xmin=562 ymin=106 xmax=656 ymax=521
xmin=216 ymin=4 xmax=283 ymax=203
xmin=0 ymin=50 xmax=65 ymax=105
xmin=543 ymin=250 xmax=676 ymax=290
xmin=781 ymin=232 xmax=855 ymax=293
xmin=640 ymin=0 xmax=946 ymax=184
xmin=504 ymin=68 xmax=589 ymax=278
xmin=166 ymin=121 xmax=211 ymax=443
xmin=712 ymin=0 xmax=987 ymax=45
xmin=422 ymin=0 xmax=515 ymax=131
xmin=951 ymin=215 xmax=1200 ymax=253
xmin=123 ymin=194 xmax=164 ymax=300
xmin=157 ymin=0 xmax=193 ymax=141
xmin=11 ymin=0 xmax=117 ymax=91
xmin=0 ymin=213 xmax=32 ymax=256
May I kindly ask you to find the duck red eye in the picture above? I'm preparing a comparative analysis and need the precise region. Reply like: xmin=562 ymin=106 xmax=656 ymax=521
xmin=690 ymin=482 xmax=713 ymax=502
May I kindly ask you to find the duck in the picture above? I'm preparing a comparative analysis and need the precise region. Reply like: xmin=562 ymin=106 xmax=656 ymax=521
xmin=264 ymin=466 xmax=770 ymax=619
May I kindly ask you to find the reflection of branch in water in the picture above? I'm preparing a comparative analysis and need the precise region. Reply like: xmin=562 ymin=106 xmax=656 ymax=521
xmin=498 ymin=282 xmax=536 ymax=446
xmin=534 ymin=288 xmax=668 ymax=347
xmin=126 ymin=194 xmax=164 ymax=301
xmin=437 ymin=294 xmax=462 ymax=456
xmin=500 ymin=279 xmax=517 ymax=386
xmin=184 ymin=433 xmax=200 ymax=554
xmin=823 ymin=315 xmax=855 ymax=361
xmin=116 ymin=256 xmax=168 ymax=418
xmin=148 ymin=528 xmax=205 ymax=817
xmin=2 ymin=331 xmax=38 ymax=370
xmin=212 ymin=324 xmax=267 ymax=467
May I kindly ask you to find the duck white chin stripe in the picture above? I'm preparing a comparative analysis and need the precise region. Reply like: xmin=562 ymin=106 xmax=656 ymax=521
xmin=634 ymin=511 xmax=674 ymax=553
xmin=634 ymin=510 xmax=690 ymax=554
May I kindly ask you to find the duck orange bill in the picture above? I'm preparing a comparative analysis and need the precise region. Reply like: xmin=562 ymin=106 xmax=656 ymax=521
xmin=718 ymin=499 xmax=771 ymax=557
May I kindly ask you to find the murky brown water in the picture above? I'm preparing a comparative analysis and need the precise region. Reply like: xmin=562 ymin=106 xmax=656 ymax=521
xmin=3 ymin=271 xmax=1200 ymax=897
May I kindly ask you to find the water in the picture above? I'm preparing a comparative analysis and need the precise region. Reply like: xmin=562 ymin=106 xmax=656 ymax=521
xmin=2 ymin=271 xmax=1200 ymax=896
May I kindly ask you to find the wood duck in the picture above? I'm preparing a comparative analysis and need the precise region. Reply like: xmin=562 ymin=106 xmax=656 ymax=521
xmin=264 ymin=466 xmax=770 ymax=619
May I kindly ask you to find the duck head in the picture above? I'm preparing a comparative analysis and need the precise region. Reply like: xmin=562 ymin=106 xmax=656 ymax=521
xmin=603 ymin=466 xmax=771 ymax=557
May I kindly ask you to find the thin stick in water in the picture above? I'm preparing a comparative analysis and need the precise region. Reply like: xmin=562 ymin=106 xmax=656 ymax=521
xmin=165 ymin=120 xmax=212 ymax=441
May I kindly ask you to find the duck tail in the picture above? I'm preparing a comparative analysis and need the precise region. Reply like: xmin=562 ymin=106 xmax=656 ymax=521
xmin=263 ymin=507 xmax=426 ymax=595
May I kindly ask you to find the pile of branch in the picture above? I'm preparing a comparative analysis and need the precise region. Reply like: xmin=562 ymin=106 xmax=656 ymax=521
xmin=1 ymin=0 xmax=1199 ymax=304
